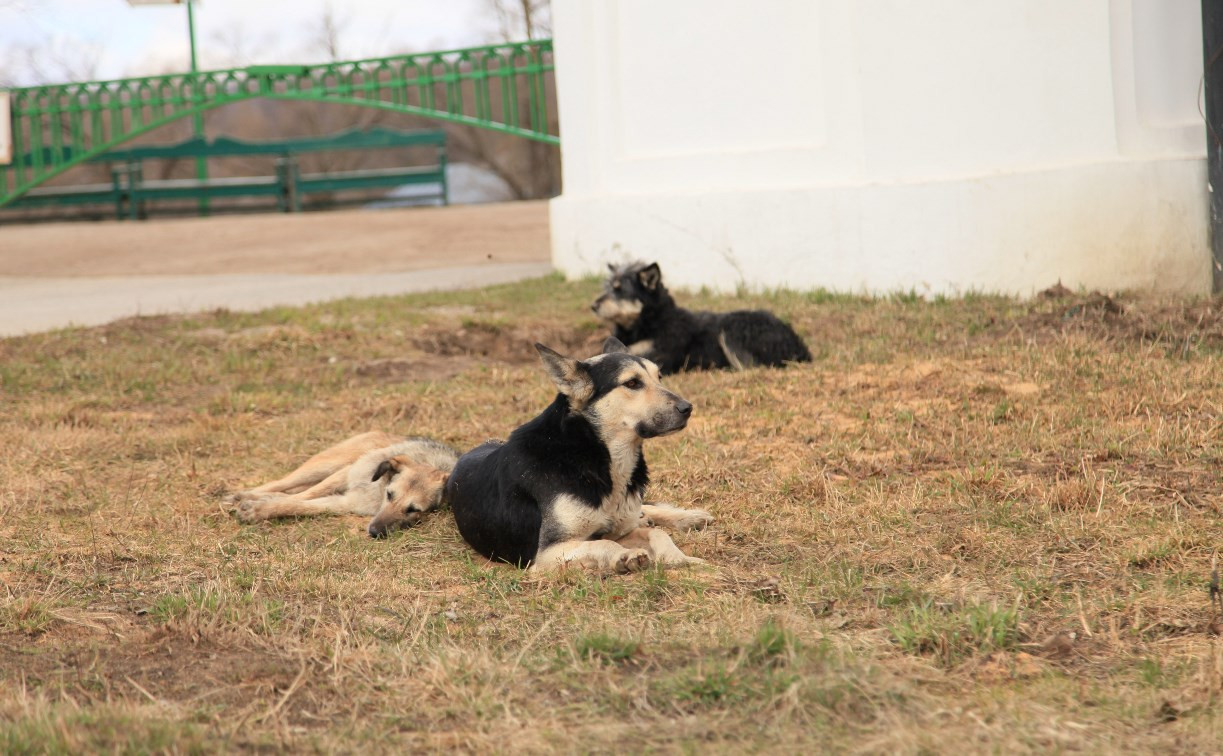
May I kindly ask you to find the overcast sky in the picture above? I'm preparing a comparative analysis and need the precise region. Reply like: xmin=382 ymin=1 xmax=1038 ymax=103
xmin=0 ymin=0 xmax=503 ymax=85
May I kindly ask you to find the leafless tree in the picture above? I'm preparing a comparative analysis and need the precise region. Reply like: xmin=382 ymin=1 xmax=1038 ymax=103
xmin=489 ymin=0 xmax=552 ymax=41
xmin=2 ymin=31 xmax=109 ymax=184
xmin=208 ymin=25 xmax=282 ymax=69
xmin=448 ymin=0 xmax=559 ymax=200
xmin=308 ymin=3 xmax=352 ymax=63
xmin=11 ymin=35 xmax=100 ymax=85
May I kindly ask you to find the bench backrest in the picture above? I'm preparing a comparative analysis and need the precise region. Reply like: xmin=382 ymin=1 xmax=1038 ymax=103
xmin=93 ymin=127 xmax=446 ymax=162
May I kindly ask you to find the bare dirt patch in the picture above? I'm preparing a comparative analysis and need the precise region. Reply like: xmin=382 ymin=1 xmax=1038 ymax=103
xmin=4 ymin=629 xmax=289 ymax=710
xmin=1014 ymin=287 xmax=1223 ymax=353
xmin=409 ymin=320 xmax=602 ymax=364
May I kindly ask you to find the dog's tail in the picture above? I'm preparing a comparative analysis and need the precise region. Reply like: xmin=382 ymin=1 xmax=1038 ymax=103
xmin=719 ymin=311 xmax=812 ymax=366
xmin=717 ymin=331 xmax=756 ymax=372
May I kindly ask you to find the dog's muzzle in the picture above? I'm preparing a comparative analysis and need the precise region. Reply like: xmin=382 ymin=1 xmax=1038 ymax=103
xmin=591 ymin=295 xmax=643 ymax=327
xmin=637 ymin=398 xmax=693 ymax=438
xmin=367 ymin=510 xmax=425 ymax=538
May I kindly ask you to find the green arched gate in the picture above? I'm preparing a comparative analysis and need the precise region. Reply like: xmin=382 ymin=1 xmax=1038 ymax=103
xmin=0 ymin=39 xmax=556 ymax=209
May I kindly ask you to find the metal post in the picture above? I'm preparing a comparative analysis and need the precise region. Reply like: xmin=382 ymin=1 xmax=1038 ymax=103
xmin=1203 ymin=0 xmax=1223 ymax=293
xmin=187 ymin=0 xmax=209 ymax=216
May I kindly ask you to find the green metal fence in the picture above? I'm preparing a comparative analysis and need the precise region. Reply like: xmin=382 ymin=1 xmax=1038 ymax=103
xmin=0 ymin=39 xmax=556 ymax=209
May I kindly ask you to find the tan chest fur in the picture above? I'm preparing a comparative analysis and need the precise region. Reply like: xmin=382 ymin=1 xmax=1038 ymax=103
xmin=549 ymin=439 xmax=644 ymax=541
xmin=600 ymin=435 xmax=644 ymax=538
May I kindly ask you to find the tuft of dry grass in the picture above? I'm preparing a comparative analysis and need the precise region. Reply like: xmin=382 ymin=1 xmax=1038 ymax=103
xmin=2 ymin=276 xmax=1223 ymax=751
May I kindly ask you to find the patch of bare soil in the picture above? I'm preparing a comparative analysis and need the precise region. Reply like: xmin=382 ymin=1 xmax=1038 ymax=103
xmin=409 ymin=321 xmax=603 ymax=364
xmin=355 ymin=356 xmax=475 ymax=383
xmin=1016 ymin=286 xmax=1223 ymax=352
xmin=348 ymin=322 xmax=603 ymax=384
xmin=0 ymin=628 xmax=295 ymax=712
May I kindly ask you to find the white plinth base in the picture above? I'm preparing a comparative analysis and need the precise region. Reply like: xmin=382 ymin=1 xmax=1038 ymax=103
xmin=550 ymin=158 xmax=1210 ymax=297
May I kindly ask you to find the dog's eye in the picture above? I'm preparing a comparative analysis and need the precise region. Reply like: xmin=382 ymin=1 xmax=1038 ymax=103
xmin=386 ymin=490 xmax=393 ymax=500
xmin=623 ymin=378 xmax=642 ymax=390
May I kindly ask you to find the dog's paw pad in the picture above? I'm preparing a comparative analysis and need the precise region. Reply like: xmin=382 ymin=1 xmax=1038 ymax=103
xmin=234 ymin=499 xmax=263 ymax=522
xmin=616 ymin=549 xmax=652 ymax=574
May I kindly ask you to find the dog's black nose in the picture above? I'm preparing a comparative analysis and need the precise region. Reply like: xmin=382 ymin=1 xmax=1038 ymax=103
xmin=368 ymin=523 xmax=388 ymax=539
xmin=676 ymin=400 xmax=693 ymax=417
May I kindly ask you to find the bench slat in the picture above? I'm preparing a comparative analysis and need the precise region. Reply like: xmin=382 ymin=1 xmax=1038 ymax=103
xmin=94 ymin=127 xmax=447 ymax=162
xmin=24 ymin=183 xmax=116 ymax=197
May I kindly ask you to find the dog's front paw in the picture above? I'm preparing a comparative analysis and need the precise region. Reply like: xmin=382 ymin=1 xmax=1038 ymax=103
xmin=615 ymin=549 xmax=652 ymax=574
xmin=643 ymin=503 xmax=715 ymax=531
xmin=678 ymin=509 xmax=714 ymax=531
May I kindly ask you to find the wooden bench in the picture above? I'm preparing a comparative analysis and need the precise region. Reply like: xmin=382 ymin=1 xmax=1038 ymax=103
xmin=288 ymin=129 xmax=448 ymax=211
xmin=12 ymin=178 xmax=127 ymax=218
xmin=3 ymin=155 xmax=134 ymax=219
xmin=113 ymin=159 xmax=297 ymax=218
xmin=4 ymin=127 xmax=448 ymax=220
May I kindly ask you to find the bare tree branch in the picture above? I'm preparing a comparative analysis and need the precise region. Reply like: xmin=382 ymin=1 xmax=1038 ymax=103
xmin=469 ymin=0 xmax=559 ymax=199
xmin=309 ymin=3 xmax=352 ymax=62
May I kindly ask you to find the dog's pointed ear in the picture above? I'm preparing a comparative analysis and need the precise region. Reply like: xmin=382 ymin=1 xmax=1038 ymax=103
xmin=429 ymin=470 xmax=451 ymax=504
xmin=535 ymin=343 xmax=594 ymax=408
xmin=602 ymin=337 xmax=629 ymax=354
xmin=372 ymin=458 xmax=400 ymax=482
xmin=638 ymin=263 xmax=661 ymax=291
xmin=607 ymin=262 xmax=618 ymax=274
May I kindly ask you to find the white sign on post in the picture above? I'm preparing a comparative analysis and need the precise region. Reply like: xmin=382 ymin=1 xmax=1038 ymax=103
xmin=0 ymin=92 xmax=11 ymax=166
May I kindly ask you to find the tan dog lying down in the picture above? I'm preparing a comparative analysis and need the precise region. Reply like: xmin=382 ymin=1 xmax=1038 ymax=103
xmin=230 ymin=432 xmax=459 ymax=538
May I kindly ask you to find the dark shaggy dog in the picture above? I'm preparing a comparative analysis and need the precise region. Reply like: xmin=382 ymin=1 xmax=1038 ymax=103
xmin=591 ymin=261 xmax=812 ymax=374
xmin=444 ymin=338 xmax=713 ymax=573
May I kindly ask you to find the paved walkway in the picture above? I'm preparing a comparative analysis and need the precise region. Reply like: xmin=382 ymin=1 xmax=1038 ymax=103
xmin=0 ymin=202 xmax=553 ymax=337
xmin=0 ymin=264 xmax=553 ymax=337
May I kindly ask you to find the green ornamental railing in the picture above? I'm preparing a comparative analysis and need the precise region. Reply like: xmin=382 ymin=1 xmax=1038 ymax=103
xmin=0 ymin=39 xmax=556 ymax=208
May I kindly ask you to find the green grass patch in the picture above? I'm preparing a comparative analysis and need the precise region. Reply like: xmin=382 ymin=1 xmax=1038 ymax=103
xmin=890 ymin=600 xmax=1021 ymax=667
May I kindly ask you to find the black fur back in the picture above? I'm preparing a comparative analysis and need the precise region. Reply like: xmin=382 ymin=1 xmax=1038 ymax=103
xmin=445 ymin=440 xmax=540 ymax=566
xmin=611 ymin=300 xmax=812 ymax=374
xmin=445 ymin=394 xmax=649 ymax=566
xmin=716 ymin=310 xmax=813 ymax=367
xmin=597 ymin=262 xmax=812 ymax=374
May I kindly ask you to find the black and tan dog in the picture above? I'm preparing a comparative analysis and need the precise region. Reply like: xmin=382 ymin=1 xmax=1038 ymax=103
xmin=444 ymin=338 xmax=713 ymax=573
xmin=230 ymin=432 xmax=459 ymax=538
xmin=592 ymin=261 xmax=812 ymax=374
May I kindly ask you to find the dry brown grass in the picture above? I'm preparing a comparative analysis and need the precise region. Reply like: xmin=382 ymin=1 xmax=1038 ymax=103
xmin=2 ymin=277 xmax=1222 ymax=752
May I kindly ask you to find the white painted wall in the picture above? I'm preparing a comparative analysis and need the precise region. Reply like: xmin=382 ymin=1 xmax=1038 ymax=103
xmin=550 ymin=0 xmax=1211 ymax=296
